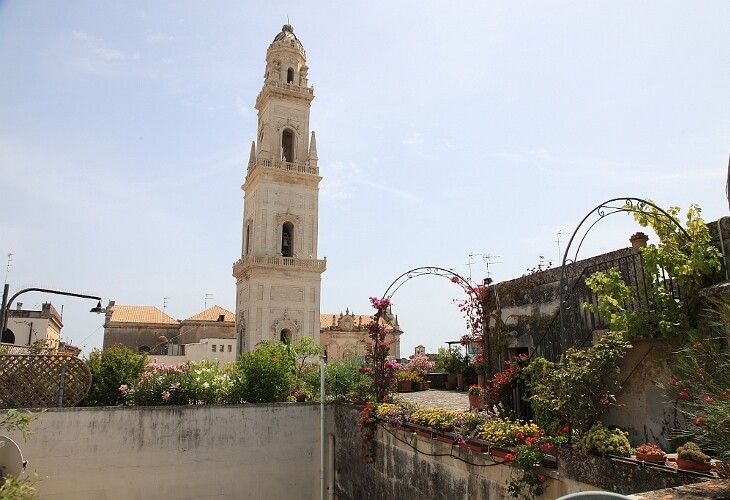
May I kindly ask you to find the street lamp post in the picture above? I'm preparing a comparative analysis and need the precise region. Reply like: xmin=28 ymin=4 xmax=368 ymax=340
xmin=0 ymin=286 xmax=105 ymax=341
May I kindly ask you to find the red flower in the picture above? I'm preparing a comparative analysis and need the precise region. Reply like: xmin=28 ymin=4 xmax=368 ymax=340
xmin=693 ymin=341 xmax=702 ymax=349
xmin=678 ymin=389 xmax=691 ymax=400
xmin=694 ymin=417 xmax=704 ymax=426
xmin=668 ymin=377 xmax=679 ymax=387
xmin=525 ymin=436 xmax=537 ymax=445
xmin=450 ymin=276 xmax=460 ymax=283
xmin=705 ymin=396 xmax=715 ymax=404
xmin=504 ymin=453 xmax=513 ymax=462
xmin=272 ymin=357 xmax=278 ymax=363
xmin=539 ymin=475 xmax=546 ymax=484
xmin=516 ymin=431 xmax=524 ymax=441
xmin=562 ymin=425 xmax=570 ymax=434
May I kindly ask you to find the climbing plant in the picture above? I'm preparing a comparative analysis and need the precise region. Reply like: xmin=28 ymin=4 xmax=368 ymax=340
xmin=585 ymin=202 xmax=722 ymax=339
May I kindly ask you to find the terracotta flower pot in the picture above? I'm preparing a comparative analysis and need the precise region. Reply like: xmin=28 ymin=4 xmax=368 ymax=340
xmin=635 ymin=452 xmax=666 ymax=463
xmin=676 ymin=457 xmax=712 ymax=472
xmin=468 ymin=394 xmax=485 ymax=410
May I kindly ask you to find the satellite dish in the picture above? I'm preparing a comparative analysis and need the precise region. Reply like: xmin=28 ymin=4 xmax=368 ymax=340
xmin=0 ymin=435 xmax=26 ymax=479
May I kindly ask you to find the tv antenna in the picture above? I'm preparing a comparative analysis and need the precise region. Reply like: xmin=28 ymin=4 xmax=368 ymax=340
xmin=204 ymin=293 xmax=214 ymax=309
xmin=555 ymin=230 xmax=567 ymax=264
xmin=4 ymin=253 xmax=13 ymax=284
xmin=466 ymin=253 xmax=501 ymax=283
xmin=163 ymin=297 xmax=170 ymax=312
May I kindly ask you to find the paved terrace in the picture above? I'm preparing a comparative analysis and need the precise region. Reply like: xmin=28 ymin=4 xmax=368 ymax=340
xmin=395 ymin=388 xmax=470 ymax=410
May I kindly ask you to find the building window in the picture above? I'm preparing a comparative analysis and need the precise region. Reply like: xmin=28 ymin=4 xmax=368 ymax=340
xmin=220 ymin=345 xmax=224 ymax=352
xmin=287 ymin=67 xmax=294 ymax=84
xmin=281 ymin=222 xmax=293 ymax=257
xmin=212 ymin=345 xmax=217 ymax=352
xmin=244 ymin=225 xmax=251 ymax=255
xmin=228 ymin=345 xmax=232 ymax=352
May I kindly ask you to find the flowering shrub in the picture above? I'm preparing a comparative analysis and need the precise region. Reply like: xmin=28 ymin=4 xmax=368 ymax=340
xmin=357 ymin=401 xmax=379 ymax=464
xmin=405 ymin=354 xmax=435 ymax=376
xmin=468 ymin=384 xmax=484 ymax=396
xmin=363 ymin=296 xmax=398 ymax=403
xmin=395 ymin=369 xmax=421 ymax=383
xmin=478 ymin=418 xmax=541 ymax=447
xmin=121 ymin=362 xmax=191 ymax=405
xmin=236 ymin=340 xmax=294 ymax=403
xmin=375 ymin=402 xmax=416 ymax=426
xmin=453 ymin=410 xmax=491 ymax=441
xmin=187 ymin=360 xmax=242 ymax=404
xmin=410 ymin=408 xmax=461 ymax=432
xmin=507 ymin=443 xmax=547 ymax=499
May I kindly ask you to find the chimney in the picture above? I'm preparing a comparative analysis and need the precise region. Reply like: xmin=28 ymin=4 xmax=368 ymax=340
xmin=15 ymin=302 xmax=22 ymax=311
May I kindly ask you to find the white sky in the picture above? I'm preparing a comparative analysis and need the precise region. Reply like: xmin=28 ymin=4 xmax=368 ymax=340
xmin=1 ymin=2 xmax=728 ymax=357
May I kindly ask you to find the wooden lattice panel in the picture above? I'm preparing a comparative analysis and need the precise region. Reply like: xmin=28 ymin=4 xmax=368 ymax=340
xmin=0 ymin=354 xmax=91 ymax=408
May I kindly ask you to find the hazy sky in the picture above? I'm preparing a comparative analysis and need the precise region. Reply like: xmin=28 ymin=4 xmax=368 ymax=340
xmin=1 ymin=2 xmax=728 ymax=357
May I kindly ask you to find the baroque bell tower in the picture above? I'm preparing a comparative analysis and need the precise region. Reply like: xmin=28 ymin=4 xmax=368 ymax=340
xmin=233 ymin=24 xmax=326 ymax=353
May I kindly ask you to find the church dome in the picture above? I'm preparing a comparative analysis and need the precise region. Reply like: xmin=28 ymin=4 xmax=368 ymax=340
xmin=273 ymin=24 xmax=301 ymax=45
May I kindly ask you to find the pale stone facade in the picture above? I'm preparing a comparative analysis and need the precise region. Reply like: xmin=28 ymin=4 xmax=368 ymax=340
xmin=319 ymin=309 xmax=402 ymax=360
xmin=233 ymin=24 xmax=326 ymax=354
xmin=2 ymin=302 xmax=62 ymax=349
xmin=102 ymin=301 xmax=235 ymax=355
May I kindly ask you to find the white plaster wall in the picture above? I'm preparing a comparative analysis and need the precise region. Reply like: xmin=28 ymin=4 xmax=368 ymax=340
xmin=3 ymin=405 xmax=329 ymax=500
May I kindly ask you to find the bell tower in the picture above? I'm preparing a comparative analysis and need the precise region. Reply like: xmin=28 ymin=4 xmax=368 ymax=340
xmin=233 ymin=24 xmax=326 ymax=353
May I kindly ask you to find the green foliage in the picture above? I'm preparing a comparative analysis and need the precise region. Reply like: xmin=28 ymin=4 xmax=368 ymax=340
xmin=0 ymin=473 xmax=40 ymax=500
xmin=83 ymin=345 xmax=147 ymax=406
xmin=578 ymin=422 xmax=632 ymax=456
xmin=435 ymin=346 xmax=462 ymax=373
xmin=0 ymin=409 xmax=41 ymax=441
xmin=525 ymin=331 xmax=631 ymax=434
xmin=0 ymin=410 xmax=42 ymax=499
xmin=676 ymin=441 xmax=710 ymax=462
xmin=321 ymin=356 xmax=371 ymax=402
xmin=585 ymin=268 xmax=645 ymax=336
xmin=664 ymin=296 xmax=730 ymax=462
xmin=507 ymin=444 xmax=547 ymax=499
xmin=236 ymin=341 xmax=294 ymax=403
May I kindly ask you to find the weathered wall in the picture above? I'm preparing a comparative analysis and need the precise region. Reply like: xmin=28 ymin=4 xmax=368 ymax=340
xmin=3 ymin=404 xmax=332 ymax=500
xmin=602 ymin=339 xmax=684 ymax=448
xmin=333 ymin=405 xmax=592 ymax=500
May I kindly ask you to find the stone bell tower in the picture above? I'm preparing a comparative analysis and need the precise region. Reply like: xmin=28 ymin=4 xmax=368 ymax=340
xmin=233 ymin=24 xmax=326 ymax=353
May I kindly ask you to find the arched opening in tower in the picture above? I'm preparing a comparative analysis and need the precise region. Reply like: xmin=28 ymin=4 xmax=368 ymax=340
xmin=282 ymin=129 xmax=294 ymax=162
xmin=280 ymin=328 xmax=292 ymax=343
xmin=281 ymin=222 xmax=294 ymax=257
xmin=287 ymin=67 xmax=294 ymax=84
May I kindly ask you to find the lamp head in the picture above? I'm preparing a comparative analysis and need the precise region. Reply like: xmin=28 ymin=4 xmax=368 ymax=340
xmin=89 ymin=300 xmax=105 ymax=314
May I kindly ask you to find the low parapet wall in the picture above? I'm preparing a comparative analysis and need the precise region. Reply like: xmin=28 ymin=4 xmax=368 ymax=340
xmin=3 ymin=404 xmax=330 ymax=500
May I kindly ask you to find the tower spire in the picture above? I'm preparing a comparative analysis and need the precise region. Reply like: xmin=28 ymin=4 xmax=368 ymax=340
xmin=248 ymin=140 xmax=256 ymax=168
xmin=308 ymin=131 xmax=318 ymax=167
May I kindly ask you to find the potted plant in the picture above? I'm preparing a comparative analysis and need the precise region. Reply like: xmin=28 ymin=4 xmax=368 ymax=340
xmin=676 ymin=441 xmax=712 ymax=472
xmin=577 ymin=422 xmax=632 ymax=456
xmin=467 ymin=384 xmax=485 ymax=410
xmin=395 ymin=369 xmax=420 ymax=392
xmin=634 ymin=443 xmax=666 ymax=463
xmin=629 ymin=231 xmax=649 ymax=250
xmin=292 ymin=386 xmax=311 ymax=402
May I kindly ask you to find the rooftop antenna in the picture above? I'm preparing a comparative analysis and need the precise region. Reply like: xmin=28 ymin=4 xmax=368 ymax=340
xmin=555 ymin=230 xmax=567 ymax=264
xmin=5 ymin=253 xmax=13 ymax=284
xmin=163 ymin=297 xmax=170 ymax=312
xmin=481 ymin=254 xmax=502 ymax=282
xmin=205 ymin=293 xmax=214 ymax=309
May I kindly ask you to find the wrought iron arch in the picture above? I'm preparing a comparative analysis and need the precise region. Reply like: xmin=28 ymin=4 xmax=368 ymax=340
xmin=557 ymin=197 xmax=690 ymax=355
xmin=373 ymin=266 xmax=492 ymax=396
